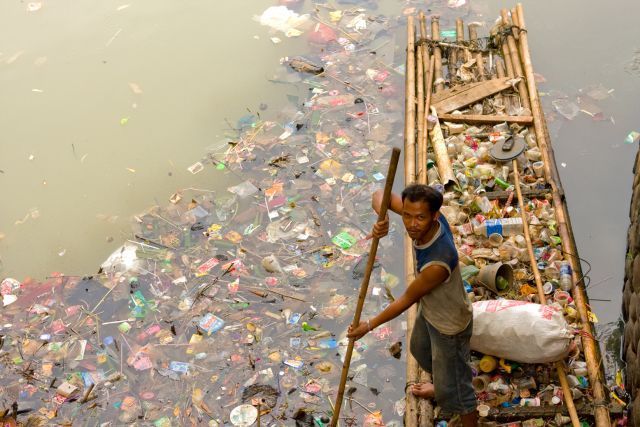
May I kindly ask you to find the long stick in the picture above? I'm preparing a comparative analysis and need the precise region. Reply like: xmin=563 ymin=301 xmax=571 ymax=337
xmin=500 ymin=9 xmax=530 ymax=111
xmin=431 ymin=17 xmax=444 ymax=93
xmin=416 ymin=32 xmax=425 ymax=184
xmin=515 ymin=5 xmax=610 ymax=426
xmin=404 ymin=17 xmax=421 ymax=426
xmin=468 ymin=24 xmax=485 ymax=81
xmin=330 ymin=148 xmax=401 ymax=427
xmin=512 ymin=161 xmax=580 ymax=427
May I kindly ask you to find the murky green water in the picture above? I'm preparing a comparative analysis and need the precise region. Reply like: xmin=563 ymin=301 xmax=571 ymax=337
xmin=1 ymin=0 xmax=638 ymax=326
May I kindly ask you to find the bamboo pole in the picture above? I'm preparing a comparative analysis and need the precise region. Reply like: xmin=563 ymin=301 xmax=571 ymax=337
xmin=500 ymin=9 xmax=530 ymax=111
xmin=469 ymin=23 xmax=485 ymax=81
xmin=515 ymin=4 xmax=610 ymax=426
xmin=406 ymin=15 xmax=417 ymax=176
xmin=429 ymin=106 xmax=457 ymax=190
xmin=330 ymin=149 xmax=401 ymax=427
xmin=431 ymin=17 xmax=444 ymax=92
xmin=496 ymin=57 xmax=506 ymax=79
xmin=501 ymin=40 xmax=515 ymax=78
xmin=416 ymin=32 xmax=425 ymax=184
xmin=404 ymin=16 xmax=422 ymax=427
xmin=419 ymin=12 xmax=430 ymax=76
xmin=418 ymin=12 xmax=431 ymax=184
xmin=512 ymin=163 xmax=581 ymax=427
xmin=449 ymin=19 xmax=461 ymax=80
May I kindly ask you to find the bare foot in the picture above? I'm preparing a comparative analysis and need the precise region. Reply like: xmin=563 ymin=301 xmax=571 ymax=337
xmin=411 ymin=382 xmax=435 ymax=399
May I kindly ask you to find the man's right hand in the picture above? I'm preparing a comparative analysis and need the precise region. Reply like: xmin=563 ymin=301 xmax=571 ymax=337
xmin=368 ymin=215 xmax=389 ymax=239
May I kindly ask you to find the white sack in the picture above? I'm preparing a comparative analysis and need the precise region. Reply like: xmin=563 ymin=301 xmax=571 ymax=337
xmin=470 ymin=300 xmax=573 ymax=363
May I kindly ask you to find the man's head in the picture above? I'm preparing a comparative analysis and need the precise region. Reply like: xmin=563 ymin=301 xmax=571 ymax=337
xmin=401 ymin=184 xmax=443 ymax=243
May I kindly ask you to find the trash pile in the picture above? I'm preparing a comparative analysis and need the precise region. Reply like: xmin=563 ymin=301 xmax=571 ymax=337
xmin=425 ymin=86 xmax=627 ymax=423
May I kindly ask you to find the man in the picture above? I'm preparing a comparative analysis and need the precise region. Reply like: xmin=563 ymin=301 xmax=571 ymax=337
xmin=347 ymin=184 xmax=478 ymax=426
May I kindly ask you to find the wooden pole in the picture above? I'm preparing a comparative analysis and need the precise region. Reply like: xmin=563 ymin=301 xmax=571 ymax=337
xmin=419 ymin=12 xmax=430 ymax=75
xmin=420 ymin=56 xmax=435 ymax=183
xmin=431 ymin=17 xmax=444 ymax=93
xmin=404 ymin=16 xmax=422 ymax=427
xmin=512 ymin=162 xmax=581 ymax=427
xmin=515 ymin=6 xmax=611 ymax=425
xmin=469 ymin=23 xmax=485 ymax=81
xmin=449 ymin=18 xmax=461 ymax=81
xmin=418 ymin=12 xmax=431 ymax=184
xmin=406 ymin=16 xmax=417 ymax=181
xmin=330 ymin=148 xmax=401 ymax=427
xmin=430 ymin=106 xmax=457 ymax=190
xmin=416 ymin=31 xmax=425 ymax=184
xmin=512 ymin=160 xmax=545 ymax=304
xmin=500 ymin=9 xmax=530 ymax=111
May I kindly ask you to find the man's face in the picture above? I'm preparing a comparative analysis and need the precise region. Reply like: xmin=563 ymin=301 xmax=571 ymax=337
xmin=402 ymin=199 xmax=438 ymax=243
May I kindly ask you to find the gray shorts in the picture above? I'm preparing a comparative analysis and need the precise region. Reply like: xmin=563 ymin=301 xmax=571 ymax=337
xmin=410 ymin=313 xmax=477 ymax=415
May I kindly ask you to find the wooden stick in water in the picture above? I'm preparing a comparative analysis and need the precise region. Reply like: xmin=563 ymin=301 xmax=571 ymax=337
xmin=330 ymin=149 xmax=401 ymax=427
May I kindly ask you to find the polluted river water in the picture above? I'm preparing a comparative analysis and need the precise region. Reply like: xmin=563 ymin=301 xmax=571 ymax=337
xmin=0 ymin=0 xmax=640 ymax=425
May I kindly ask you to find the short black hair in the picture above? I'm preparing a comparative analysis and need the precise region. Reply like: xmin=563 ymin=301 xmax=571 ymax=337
xmin=401 ymin=184 xmax=443 ymax=212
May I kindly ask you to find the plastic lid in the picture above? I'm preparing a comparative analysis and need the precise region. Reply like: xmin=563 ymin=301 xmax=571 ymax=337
xmin=229 ymin=404 xmax=258 ymax=426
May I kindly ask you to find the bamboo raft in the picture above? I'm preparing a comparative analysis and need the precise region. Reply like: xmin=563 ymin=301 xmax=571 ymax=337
xmin=403 ymin=5 xmax=611 ymax=427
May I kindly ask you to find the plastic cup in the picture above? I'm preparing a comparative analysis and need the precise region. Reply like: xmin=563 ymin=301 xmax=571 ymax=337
xmin=532 ymin=161 xmax=544 ymax=178
xmin=472 ymin=375 xmax=491 ymax=393
xmin=554 ymin=290 xmax=570 ymax=307
xmin=477 ymin=404 xmax=490 ymax=417
xmin=488 ymin=233 xmax=503 ymax=247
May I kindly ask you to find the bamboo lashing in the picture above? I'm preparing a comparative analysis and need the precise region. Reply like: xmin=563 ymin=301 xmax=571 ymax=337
xmin=515 ymin=5 xmax=611 ymax=425
xmin=329 ymin=148 xmax=401 ymax=427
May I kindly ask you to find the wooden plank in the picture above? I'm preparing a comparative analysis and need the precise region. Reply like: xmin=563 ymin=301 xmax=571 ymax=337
xmin=439 ymin=402 xmax=622 ymax=421
xmin=485 ymin=187 xmax=549 ymax=201
xmin=438 ymin=113 xmax=533 ymax=124
xmin=430 ymin=80 xmax=484 ymax=105
xmin=432 ymin=77 xmax=512 ymax=114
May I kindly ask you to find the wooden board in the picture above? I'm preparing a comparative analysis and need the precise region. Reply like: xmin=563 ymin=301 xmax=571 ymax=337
xmin=432 ymin=77 xmax=512 ymax=114
xmin=439 ymin=113 xmax=533 ymax=124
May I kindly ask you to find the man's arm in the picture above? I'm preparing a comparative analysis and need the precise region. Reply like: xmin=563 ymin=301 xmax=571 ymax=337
xmin=347 ymin=264 xmax=449 ymax=340
xmin=372 ymin=189 xmax=403 ymax=216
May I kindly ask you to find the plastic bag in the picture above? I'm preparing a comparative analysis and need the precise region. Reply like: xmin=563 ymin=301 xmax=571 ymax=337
xmin=254 ymin=6 xmax=310 ymax=37
xmin=470 ymin=300 xmax=573 ymax=363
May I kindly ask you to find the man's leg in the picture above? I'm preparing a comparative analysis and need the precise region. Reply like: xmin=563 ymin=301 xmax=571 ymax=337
xmin=409 ymin=313 xmax=434 ymax=398
xmin=428 ymin=319 xmax=477 ymax=425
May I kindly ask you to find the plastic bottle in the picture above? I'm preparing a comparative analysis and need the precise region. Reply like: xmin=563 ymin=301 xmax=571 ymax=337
xmin=473 ymin=217 xmax=524 ymax=237
xmin=559 ymin=261 xmax=573 ymax=291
